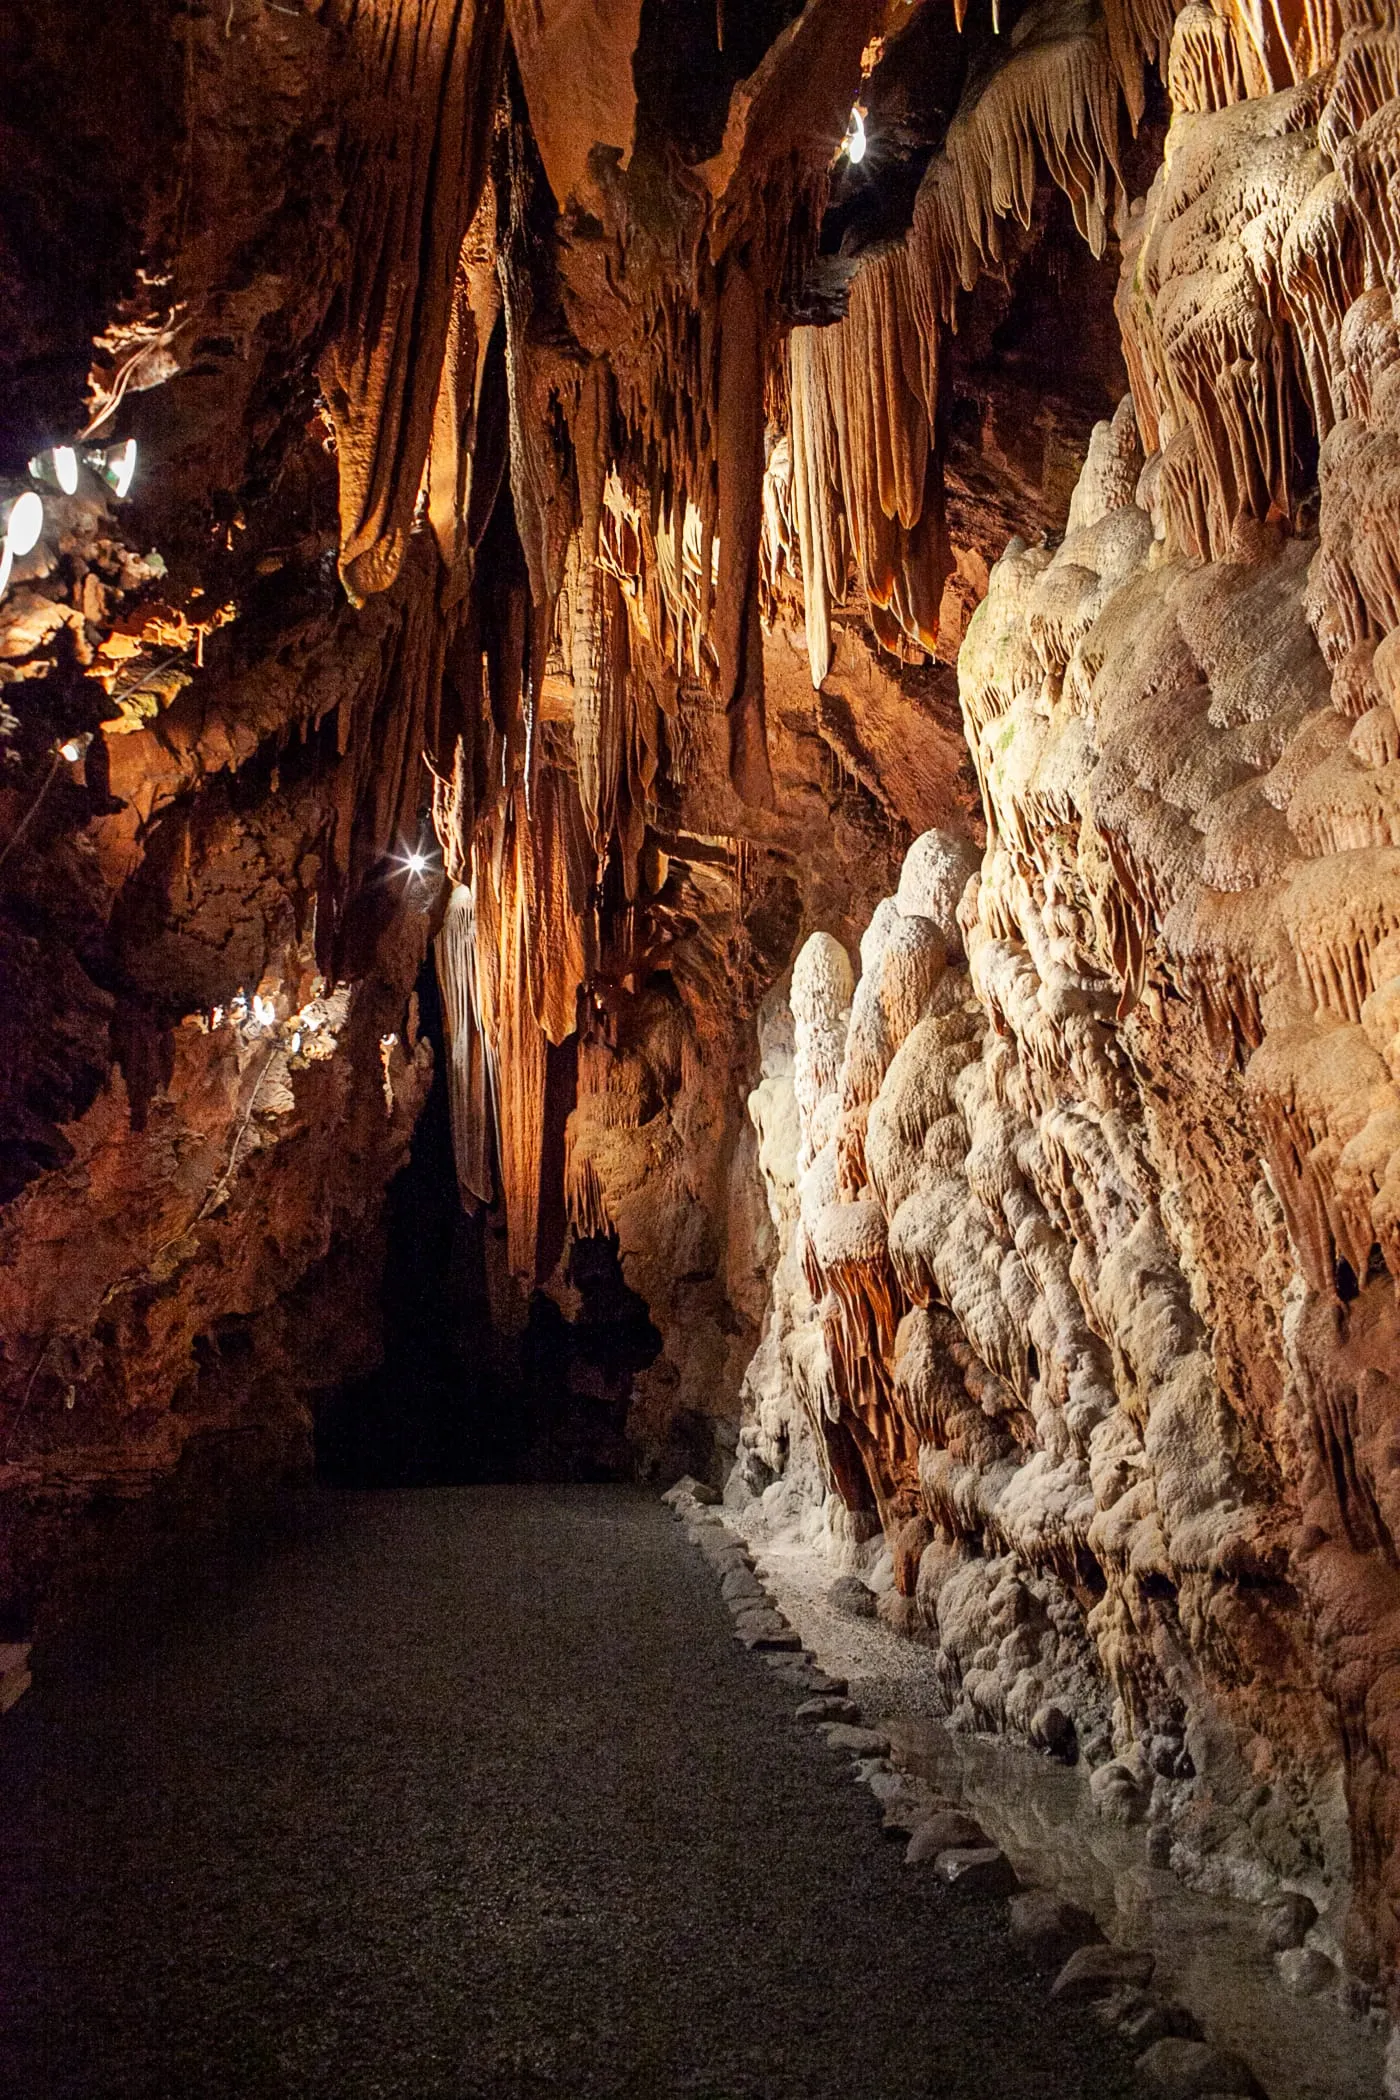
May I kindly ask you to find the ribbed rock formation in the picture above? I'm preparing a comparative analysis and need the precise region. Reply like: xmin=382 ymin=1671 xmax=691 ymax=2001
xmin=738 ymin=3 xmax=1400 ymax=2028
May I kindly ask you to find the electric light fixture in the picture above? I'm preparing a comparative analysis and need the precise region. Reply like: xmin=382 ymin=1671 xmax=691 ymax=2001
xmin=390 ymin=838 xmax=439 ymax=884
xmin=0 ymin=490 xmax=45 ymax=599
xmin=2 ymin=490 xmax=45 ymax=560
xmin=91 ymin=438 xmax=138 ymax=499
xmin=27 ymin=446 xmax=79 ymax=495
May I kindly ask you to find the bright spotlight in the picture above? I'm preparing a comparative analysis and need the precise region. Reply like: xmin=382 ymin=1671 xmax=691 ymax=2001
xmin=27 ymin=446 xmax=79 ymax=495
xmin=3 ymin=490 xmax=45 ymax=559
xmin=390 ymin=839 xmax=438 ymax=886
xmin=98 ymin=438 xmax=138 ymax=500
xmin=845 ymin=106 xmax=867 ymax=164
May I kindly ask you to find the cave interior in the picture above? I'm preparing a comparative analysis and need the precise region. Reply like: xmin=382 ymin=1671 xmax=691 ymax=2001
xmin=4 ymin=0 xmax=1400 ymax=2082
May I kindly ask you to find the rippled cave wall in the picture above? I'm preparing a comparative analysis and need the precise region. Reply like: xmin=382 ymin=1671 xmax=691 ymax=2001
xmin=4 ymin=0 xmax=1400 ymax=2037
xmin=730 ymin=0 xmax=1400 ymax=2036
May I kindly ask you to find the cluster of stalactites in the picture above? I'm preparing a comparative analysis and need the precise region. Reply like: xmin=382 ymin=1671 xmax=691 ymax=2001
xmin=319 ymin=0 xmax=505 ymax=605
xmin=1115 ymin=0 xmax=1399 ymax=563
xmin=789 ymin=248 xmax=948 ymax=686
xmin=1168 ymin=0 xmax=1354 ymax=114
xmin=901 ymin=0 xmax=1183 ymax=322
xmin=778 ymin=0 xmax=1181 ymax=688
xmin=433 ymin=762 xmax=596 ymax=1279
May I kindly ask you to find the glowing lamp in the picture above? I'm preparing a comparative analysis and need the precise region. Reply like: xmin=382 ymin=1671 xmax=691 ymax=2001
xmin=3 ymin=490 xmax=45 ymax=559
xmin=93 ymin=438 xmax=138 ymax=499
xmin=28 ymin=446 xmax=79 ymax=495
xmin=845 ymin=106 xmax=867 ymax=164
xmin=406 ymin=851 xmax=429 ymax=875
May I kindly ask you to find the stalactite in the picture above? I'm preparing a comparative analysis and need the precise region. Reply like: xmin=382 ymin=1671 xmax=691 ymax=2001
xmin=1246 ymin=1021 xmax=1392 ymax=1293
xmin=712 ymin=259 xmax=775 ymax=806
xmin=566 ymin=542 xmax=629 ymax=861
xmin=424 ymin=180 xmax=502 ymax=588
xmin=1168 ymin=1 xmax=1253 ymax=114
xmin=499 ymin=119 xmax=578 ymax=624
xmin=524 ymin=764 xmax=594 ymax=1046
xmin=319 ymin=0 xmax=505 ymax=604
xmin=788 ymin=330 xmax=841 ymax=688
xmin=434 ymin=881 xmax=492 ymax=1208
xmin=471 ymin=798 xmax=550 ymax=1281
xmin=504 ymin=0 xmax=644 ymax=211
xmin=789 ymin=246 xmax=948 ymax=676
xmin=1117 ymin=85 xmax=1325 ymax=561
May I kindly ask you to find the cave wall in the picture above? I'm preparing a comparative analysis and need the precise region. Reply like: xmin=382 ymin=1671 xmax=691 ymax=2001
xmin=733 ymin=0 xmax=1400 ymax=2031
xmin=0 ymin=0 xmax=497 ymax=1618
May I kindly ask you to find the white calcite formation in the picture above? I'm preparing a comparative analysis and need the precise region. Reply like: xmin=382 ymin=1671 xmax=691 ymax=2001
xmin=737 ymin=10 xmax=1400 ymax=2014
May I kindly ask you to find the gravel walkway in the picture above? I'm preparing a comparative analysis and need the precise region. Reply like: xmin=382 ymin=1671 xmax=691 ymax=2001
xmin=0 ymin=1486 xmax=1136 ymax=2099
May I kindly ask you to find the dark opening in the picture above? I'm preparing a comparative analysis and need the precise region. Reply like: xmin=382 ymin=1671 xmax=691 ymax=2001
xmin=315 ymin=959 xmax=662 ymax=1489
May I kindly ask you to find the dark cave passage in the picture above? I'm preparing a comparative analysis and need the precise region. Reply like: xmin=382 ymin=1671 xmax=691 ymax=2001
xmin=314 ymin=960 xmax=662 ymax=1491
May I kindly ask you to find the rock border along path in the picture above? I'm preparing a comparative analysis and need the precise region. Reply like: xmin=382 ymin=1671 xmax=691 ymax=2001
xmin=663 ymin=1478 xmax=1271 ymax=2100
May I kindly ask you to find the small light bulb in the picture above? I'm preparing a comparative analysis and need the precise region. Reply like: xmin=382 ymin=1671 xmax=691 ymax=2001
xmin=4 ymin=490 xmax=45 ymax=559
xmin=845 ymin=106 xmax=867 ymax=164
xmin=406 ymin=851 xmax=428 ymax=875
xmin=59 ymin=737 xmax=86 ymax=763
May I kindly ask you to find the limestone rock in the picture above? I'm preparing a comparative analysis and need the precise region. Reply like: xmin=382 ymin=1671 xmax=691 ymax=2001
xmin=1051 ymin=1945 xmax=1156 ymax=2004
xmin=1133 ymin=2037 xmax=1263 ymax=2098
xmin=826 ymin=1576 xmax=879 ymax=1620
xmin=1275 ymin=1946 xmax=1336 ymax=1997
xmin=662 ymin=1476 xmax=718 ymax=1507
xmin=1259 ymin=1893 xmax=1317 ymax=1954
xmin=906 ymin=1812 xmax=991 ymax=1863
xmin=821 ymin=1724 xmax=892 ymax=1758
xmin=795 ymin=1696 xmax=862 ymax=1724
xmin=1006 ymin=1889 xmax=1102 ymax=1965
xmin=934 ymin=1847 xmax=1018 ymax=1896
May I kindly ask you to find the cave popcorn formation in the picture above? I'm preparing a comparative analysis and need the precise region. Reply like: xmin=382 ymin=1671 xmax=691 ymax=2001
xmin=1 ymin=0 xmax=1400 ymax=2067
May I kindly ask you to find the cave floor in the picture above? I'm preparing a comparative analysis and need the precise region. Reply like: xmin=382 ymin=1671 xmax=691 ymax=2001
xmin=0 ymin=1485 xmax=1138 ymax=2100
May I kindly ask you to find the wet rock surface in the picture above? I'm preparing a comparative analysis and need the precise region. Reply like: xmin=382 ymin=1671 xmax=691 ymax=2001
xmin=0 ymin=1485 xmax=1140 ymax=2100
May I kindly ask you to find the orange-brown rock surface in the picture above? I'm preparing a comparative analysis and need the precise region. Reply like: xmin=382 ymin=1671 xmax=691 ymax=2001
xmin=5 ymin=0 xmax=1400 ymax=2054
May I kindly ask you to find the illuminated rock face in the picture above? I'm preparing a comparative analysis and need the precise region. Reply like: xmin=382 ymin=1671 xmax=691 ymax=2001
xmin=3 ymin=0 xmax=1400 ymax=2024
xmin=738 ymin=9 xmax=1400 ymax=2003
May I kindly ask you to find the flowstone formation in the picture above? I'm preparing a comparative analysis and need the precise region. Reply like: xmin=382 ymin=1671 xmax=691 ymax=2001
xmin=4 ymin=0 xmax=1400 ymax=2048
xmin=736 ymin=0 xmax=1400 ymax=2040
